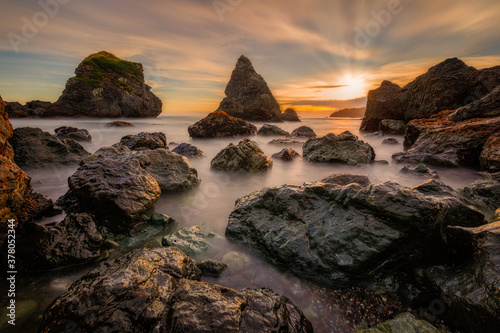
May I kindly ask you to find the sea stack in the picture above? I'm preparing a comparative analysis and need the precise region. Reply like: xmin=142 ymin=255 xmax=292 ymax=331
xmin=216 ymin=55 xmax=282 ymax=122
xmin=46 ymin=51 xmax=162 ymax=117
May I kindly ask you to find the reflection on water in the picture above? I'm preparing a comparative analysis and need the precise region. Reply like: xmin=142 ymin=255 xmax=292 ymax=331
xmin=3 ymin=115 xmax=481 ymax=332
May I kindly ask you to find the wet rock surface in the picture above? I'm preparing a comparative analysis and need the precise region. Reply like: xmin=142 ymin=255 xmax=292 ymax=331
xmin=196 ymin=259 xmax=228 ymax=277
xmin=272 ymin=148 xmax=300 ymax=161
xmin=320 ymin=174 xmax=371 ymax=187
xmin=105 ymin=120 xmax=134 ymax=127
xmin=10 ymin=127 xmax=90 ymax=169
xmin=39 ymin=247 xmax=313 ymax=333
xmin=226 ymin=180 xmax=485 ymax=286
xmin=356 ymin=312 xmax=442 ymax=333
xmin=303 ymin=131 xmax=375 ymax=165
xmin=30 ymin=192 xmax=62 ymax=220
xmin=257 ymin=123 xmax=290 ymax=136
xmin=480 ymin=133 xmax=500 ymax=172
xmin=162 ymin=225 xmax=214 ymax=257
xmin=268 ymin=138 xmax=304 ymax=146
xmin=378 ymin=119 xmax=406 ymax=135
xmin=398 ymin=164 xmax=440 ymax=179
xmin=118 ymin=131 xmax=167 ymax=150
xmin=211 ymin=138 xmax=273 ymax=172
xmin=289 ymin=126 xmax=317 ymax=139
xmin=188 ymin=111 xmax=257 ymax=138
xmin=54 ymin=126 xmax=92 ymax=142
xmin=216 ymin=55 xmax=282 ymax=122
xmin=172 ymin=142 xmax=204 ymax=158
xmin=381 ymin=137 xmax=399 ymax=145
xmin=448 ymin=85 xmax=500 ymax=122
xmin=360 ymin=81 xmax=404 ymax=132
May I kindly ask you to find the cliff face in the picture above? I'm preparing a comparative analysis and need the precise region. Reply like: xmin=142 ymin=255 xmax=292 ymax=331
xmin=46 ymin=51 xmax=162 ymax=118
xmin=0 ymin=95 xmax=32 ymax=229
xmin=216 ymin=55 xmax=282 ymax=122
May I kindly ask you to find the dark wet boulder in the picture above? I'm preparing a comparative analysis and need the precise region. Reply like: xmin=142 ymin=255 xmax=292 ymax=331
xmin=162 ymin=225 xmax=214 ymax=257
xmin=272 ymin=148 xmax=300 ymax=161
xmin=172 ymin=143 xmax=204 ymax=158
xmin=54 ymin=126 xmax=92 ymax=142
xmin=356 ymin=312 xmax=441 ymax=333
xmin=5 ymin=100 xmax=52 ymax=118
xmin=480 ymin=133 xmax=500 ymax=172
xmin=303 ymin=131 xmax=375 ymax=165
xmin=360 ymin=81 xmax=404 ymax=132
xmin=211 ymin=138 xmax=273 ymax=172
xmin=39 ymin=247 xmax=313 ymax=333
xmin=448 ymin=85 xmax=500 ymax=122
xmin=289 ymin=126 xmax=316 ymax=139
xmin=257 ymin=123 xmax=289 ymax=136
xmin=458 ymin=179 xmax=500 ymax=215
xmin=393 ymin=111 xmax=500 ymax=168
xmin=226 ymin=180 xmax=484 ymax=286
xmin=398 ymin=164 xmax=439 ymax=179
xmin=321 ymin=173 xmax=371 ymax=187
xmin=418 ymin=216 xmax=500 ymax=332
xmin=381 ymin=137 xmax=399 ymax=145
xmin=379 ymin=119 xmax=406 ymax=135
xmin=104 ymin=120 xmax=134 ymax=127
xmin=29 ymin=192 xmax=62 ymax=220
xmin=8 ymin=213 xmax=102 ymax=273
xmin=216 ymin=55 xmax=282 ymax=122
xmin=45 ymin=51 xmax=162 ymax=118
xmin=196 ymin=259 xmax=228 ymax=277
xmin=9 ymin=127 xmax=90 ymax=169
xmin=281 ymin=108 xmax=301 ymax=121
xmin=188 ymin=111 xmax=257 ymax=138
xmin=118 ymin=131 xmax=167 ymax=150
xmin=268 ymin=138 xmax=304 ymax=146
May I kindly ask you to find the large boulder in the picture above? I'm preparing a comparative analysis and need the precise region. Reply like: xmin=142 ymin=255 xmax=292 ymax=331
xmin=289 ymin=126 xmax=316 ymax=139
xmin=7 ymin=213 xmax=102 ymax=273
xmin=360 ymin=81 xmax=404 ymax=132
xmin=480 ymin=133 xmax=500 ymax=171
xmin=10 ymin=127 xmax=90 ymax=169
xmin=281 ymin=108 xmax=301 ymax=121
xmin=211 ymin=138 xmax=273 ymax=172
xmin=216 ymin=55 xmax=282 ymax=122
xmin=448 ymin=86 xmax=500 ymax=122
xmin=257 ymin=124 xmax=289 ymax=136
xmin=0 ymin=96 xmax=32 ymax=228
xmin=118 ymin=131 xmax=167 ymax=150
xmin=54 ymin=126 xmax=92 ymax=142
xmin=417 ymin=214 xmax=500 ymax=332
xmin=188 ymin=111 xmax=257 ymax=138
xmin=5 ymin=100 xmax=52 ymax=118
xmin=45 ymin=51 xmax=162 ymax=117
xmin=39 ymin=247 xmax=313 ymax=333
xmin=393 ymin=111 xmax=500 ymax=168
xmin=303 ymin=131 xmax=375 ymax=165
xmin=226 ymin=180 xmax=484 ymax=286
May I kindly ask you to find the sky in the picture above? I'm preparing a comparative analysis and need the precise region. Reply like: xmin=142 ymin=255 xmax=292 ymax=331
xmin=1 ymin=0 xmax=500 ymax=117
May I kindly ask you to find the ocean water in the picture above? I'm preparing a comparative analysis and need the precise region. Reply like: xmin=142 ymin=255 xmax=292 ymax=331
xmin=2 ymin=115 xmax=481 ymax=332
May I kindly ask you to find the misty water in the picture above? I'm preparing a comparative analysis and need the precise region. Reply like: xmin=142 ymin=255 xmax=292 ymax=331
xmin=2 ymin=116 xmax=481 ymax=332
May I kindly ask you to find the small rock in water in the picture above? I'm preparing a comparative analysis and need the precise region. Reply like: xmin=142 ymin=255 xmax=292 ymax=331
xmin=281 ymin=108 xmax=301 ymax=121
xmin=105 ymin=121 xmax=134 ymax=127
xmin=289 ymin=126 xmax=317 ymax=138
xmin=381 ymin=137 xmax=399 ymax=145
xmin=257 ymin=124 xmax=290 ymax=136
xmin=221 ymin=251 xmax=252 ymax=273
xmin=172 ymin=143 xmax=204 ymax=158
xmin=272 ymin=148 xmax=300 ymax=161
xmin=54 ymin=126 xmax=92 ymax=142
xmin=268 ymin=138 xmax=304 ymax=146
xmin=197 ymin=259 xmax=228 ymax=277
xmin=162 ymin=225 xmax=214 ymax=257
xmin=399 ymin=163 xmax=439 ymax=179
xmin=211 ymin=138 xmax=273 ymax=172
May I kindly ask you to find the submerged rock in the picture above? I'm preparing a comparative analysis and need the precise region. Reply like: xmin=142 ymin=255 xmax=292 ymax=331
xmin=104 ymin=120 xmax=134 ymax=127
xmin=289 ymin=126 xmax=317 ymax=139
xmin=162 ymin=225 xmax=214 ymax=257
xmin=45 ymin=51 xmax=162 ymax=118
xmin=9 ymin=213 xmax=102 ymax=273
xmin=196 ymin=259 xmax=228 ymax=277
xmin=268 ymin=138 xmax=304 ymax=146
xmin=39 ymin=247 xmax=313 ymax=333
xmin=480 ymin=133 xmax=500 ymax=172
xmin=172 ymin=143 xmax=204 ymax=158
xmin=398 ymin=164 xmax=440 ymax=179
xmin=321 ymin=174 xmax=371 ymax=187
xmin=54 ymin=126 xmax=92 ymax=142
xmin=216 ymin=55 xmax=282 ymax=122
xmin=360 ymin=81 xmax=404 ymax=132
xmin=211 ymin=138 xmax=273 ymax=172
xmin=257 ymin=123 xmax=289 ymax=136
xmin=10 ymin=127 xmax=90 ymax=169
xmin=272 ymin=148 xmax=300 ymax=161
xmin=356 ymin=312 xmax=441 ymax=333
xmin=303 ymin=131 xmax=375 ymax=165
xmin=118 ymin=131 xmax=167 ymax=150
xmin=226 ymin=180 xmax=484 ymax=286
xmin=281 ymin=108 xmax=301 ymax=121
xmin=188 ymin=111 xmax=257 ymax=138
xmin=382 ymin=137 xmax=399 ymax=145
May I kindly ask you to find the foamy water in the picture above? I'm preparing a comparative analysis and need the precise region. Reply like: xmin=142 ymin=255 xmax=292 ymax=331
xmin=3 ymin=115 xmax=481 ymax=332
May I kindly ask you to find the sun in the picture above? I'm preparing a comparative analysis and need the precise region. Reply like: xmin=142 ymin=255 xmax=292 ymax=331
xmin=338 ymin=74 xmax=368 ymax=100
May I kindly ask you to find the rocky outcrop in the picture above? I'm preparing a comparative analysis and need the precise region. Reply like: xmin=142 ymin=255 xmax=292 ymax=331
xmin=379 ymin=119 xmax=406 ymax=135
xmin=0 ymin=96 xmax=32 ymax=227
xmin=303 ymin=131 xmax=375 ymax=165
xmin=10 ymin=127 xmax=90 ymax=169
xmin=320 ymin=174 xmax=371 ymax=187
xmin=381 ymin=137 xmax=399 ymax=145
xmin=105 ymin=120 xmax=134 ymax=127
xmin=360 ymin=81 xmax=404 ymax=132
xmin=480 ymin=133 xmax=500 ymax=171
xmin=448 ymin=85 xmax=500 ymax=122
xmin=118 ymin=131 xmax=166 ymax=150
xmin=211 ymin=138 xmax=273 ymax=172
xmin=356 ymin=312 xmax=441 ymax=333
xmin=271 ymin=148 xmax=300 ymax=161
xmin=5 ymin=100 xmax=52 ymax=118
xmin=54 ymin=126 xmax=92 ymax=142
xmin=417 ymin=214 xmax=500 ymax=332
xmin=330 ymin=107 xmax=366 ymax=118
xmin=281 ymin=108 xmax=301 ymax=121
xmin=9 ymin=213 xmax=102 ymax=273
xmin=216 ymin=55 xmax=282 ymax=122
xmin=162 ymin=225 xmax=214 ymax=257
xmin=458 ymin=179 xmax=500 ymax=215
xmin=289 ymin=126 xmax=317 ymax=139
xmin=45 ymin=51 xmax=162 ymax=118
xmin=393 ymin=111 xmax=500 ymax=168
xmin=257 ymin=124 xmax=289 ymax=136
xmin=39 ymin=247 xmax=313 ymax=333
xmin=172 ymin=143 xmax=204 ymax=158
xmin=226 ymin=180 xmax=484 ymax=286
xmin=59 ymin=146 xmax=199 ymax=233
xmin=399 ymin=164 xmax=439 ymax=179
xmin=188 ymin=111 xmax=257 ymax=138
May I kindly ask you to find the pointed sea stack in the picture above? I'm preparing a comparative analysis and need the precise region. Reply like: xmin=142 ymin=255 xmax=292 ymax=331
xmin=46 ymin=51 xmax=162 ymax=118
xmin=216 ymin=55 xmax=282 ymax=122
